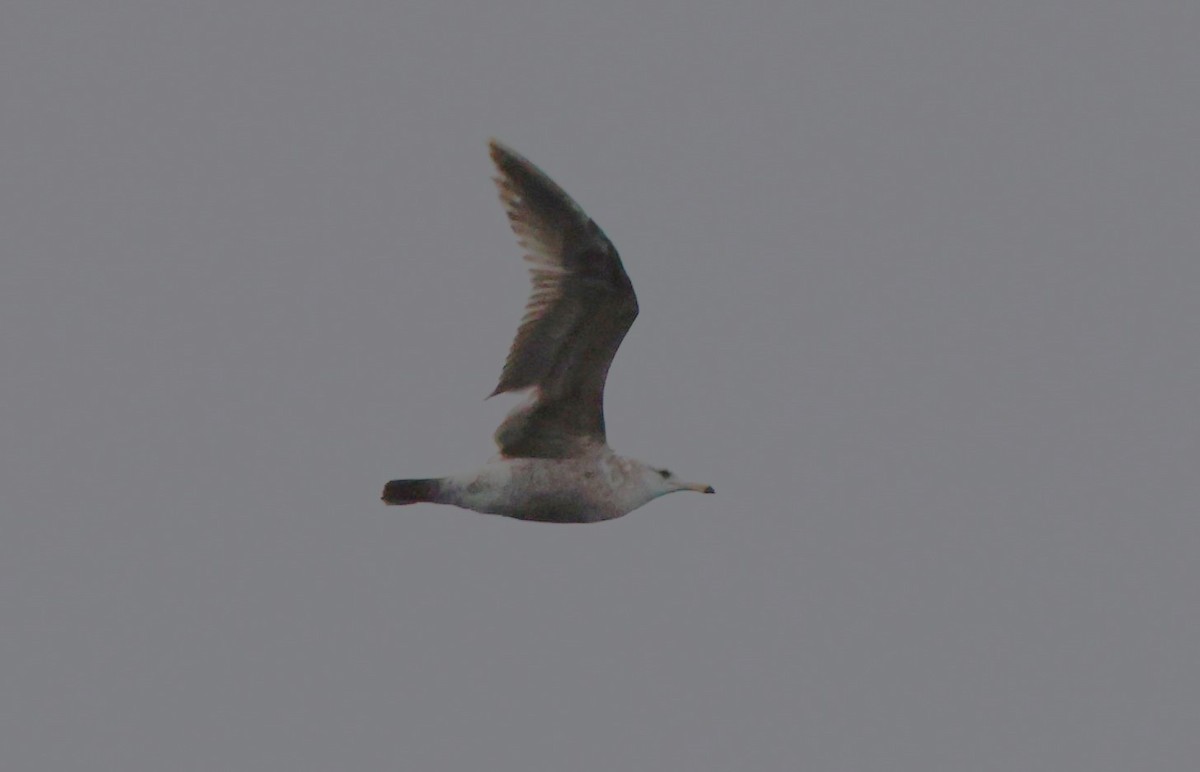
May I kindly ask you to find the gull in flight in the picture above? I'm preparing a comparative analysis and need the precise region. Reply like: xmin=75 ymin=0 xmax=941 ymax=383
xmin=382 ymin=140 xmax=713 ymax=522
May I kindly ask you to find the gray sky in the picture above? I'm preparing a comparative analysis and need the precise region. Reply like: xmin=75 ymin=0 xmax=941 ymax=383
xmin=2 ymin=2 xmax=1198 ymax=770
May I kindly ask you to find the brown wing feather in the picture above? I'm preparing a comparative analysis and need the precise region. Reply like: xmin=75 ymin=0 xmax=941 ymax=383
xmin=487 ymin=140 xmax=639 ymax=458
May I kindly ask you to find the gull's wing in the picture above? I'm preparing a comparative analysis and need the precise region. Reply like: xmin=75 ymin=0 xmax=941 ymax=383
xmin=487 ymin=140 xmax=639 ymax=458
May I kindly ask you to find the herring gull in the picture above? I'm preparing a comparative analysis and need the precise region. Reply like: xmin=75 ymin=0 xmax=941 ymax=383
xmin=381 ymin=140 xmax=714 ymax=522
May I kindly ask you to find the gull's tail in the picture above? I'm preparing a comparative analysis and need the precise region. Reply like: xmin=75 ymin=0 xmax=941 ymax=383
xmin=381 ymin=478 xmax=444 ymax=506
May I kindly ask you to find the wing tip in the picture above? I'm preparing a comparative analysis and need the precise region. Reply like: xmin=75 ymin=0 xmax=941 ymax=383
xmin=488 ymin=138 xmax=522 ymax=169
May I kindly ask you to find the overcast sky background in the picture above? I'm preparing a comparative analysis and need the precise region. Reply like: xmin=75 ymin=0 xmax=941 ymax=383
xmin=2 ymin=2 xmax=1198 ymax=770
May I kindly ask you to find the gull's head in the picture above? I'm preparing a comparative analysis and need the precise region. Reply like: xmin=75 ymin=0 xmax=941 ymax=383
xmin=643 ymin=465 xmax=715 ymax=498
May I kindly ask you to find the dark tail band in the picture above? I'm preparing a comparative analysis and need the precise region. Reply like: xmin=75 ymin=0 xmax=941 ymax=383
xmin=381 ymin=478 xmax=443 ymax=506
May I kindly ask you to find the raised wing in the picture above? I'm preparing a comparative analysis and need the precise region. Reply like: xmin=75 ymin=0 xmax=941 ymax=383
xmin=487 ymin=140 xmax=639 ymax=458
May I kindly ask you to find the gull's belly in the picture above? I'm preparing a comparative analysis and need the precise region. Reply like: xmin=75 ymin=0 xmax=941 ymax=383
xmin=450 ymin=456 xmax=638 ymax=523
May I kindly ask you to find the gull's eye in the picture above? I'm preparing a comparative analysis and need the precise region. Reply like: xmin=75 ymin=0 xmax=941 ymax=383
xmin=658 ymin=469 xmax=672 ymax=479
